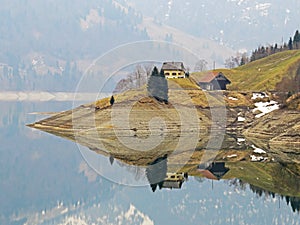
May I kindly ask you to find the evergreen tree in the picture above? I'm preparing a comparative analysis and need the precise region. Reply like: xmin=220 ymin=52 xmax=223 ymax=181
xmin=240 ymin=57 xmax=245 ymax=66
xmin=293 ymin=30 xmax=300 ymax=49
xmin=147 ymin=66 xmax=158 ymax=98
xmin=288 ymin=37 xmax=293 ymax=50
xmin=274 ymin=43 xmax=278 ymax=52
xmin=110 ymin=95 xmax=115 ymax=105
xmin=147 ymin=66 xmax=168 ymax=103
xmin=146 ymin=155 xmax=167 ymax=192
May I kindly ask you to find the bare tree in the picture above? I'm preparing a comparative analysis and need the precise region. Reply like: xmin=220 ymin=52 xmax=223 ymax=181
xmin=135 ymin=65 xmax=143 ymax=88
xmin=194 ymin=59 xmax=208 ymax=72
xmin=224 ymin=57 xmax=236 ymax=69
xmin=143 ymin=63 xmax=154 ymax=80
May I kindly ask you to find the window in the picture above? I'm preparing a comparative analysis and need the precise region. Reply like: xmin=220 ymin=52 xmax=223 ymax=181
xmin=172 ymin=72 xmax=177 ymax=75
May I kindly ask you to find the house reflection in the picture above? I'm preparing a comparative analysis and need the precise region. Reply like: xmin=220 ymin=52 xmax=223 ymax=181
xmin=161 ymin=172 xmax=187 ymax=189
xmin=197 ymin=162 xmax=229 ymax=180
xmin=145 ymin=155 xmax=188 ymax=192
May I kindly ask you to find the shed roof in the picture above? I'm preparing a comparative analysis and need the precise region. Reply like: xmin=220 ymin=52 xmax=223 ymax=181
xmin=197 ymin=72 xmax=218 ymax=83
xmin=197 ymin=162 xmax=230 ymax=180
xmin=196 ymin=71 xmax=230 ymax=83
xmin=162 ymin=180 xmax=183 ymax=189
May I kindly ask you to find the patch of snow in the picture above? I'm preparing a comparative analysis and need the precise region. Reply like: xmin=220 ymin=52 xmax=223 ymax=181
xmin=251 ymin=92 xmax=268 ymax=99
xmin=58 ymin=217 xmax=89 ymax=225
xmin=124 ymin=204 xmax=135 ymax=220
xmin=255 ymin=3 xmax=271 ymax=11
xmin=250 ymin=155 xmax=267 ymax=162
xmin=32 ymin=59 xmax=38 ymax=66
xmin=80 ymin=9 xmax=102 ymax=31
xmin=253 ymin=100 xmax=280 ymax=118
xmin=237 ymin=138 xmax=245 ymax=142
xmin=253 ymin=149 xmax=266 ymax=154
xmin=255 ymin=3 xmax=271 ymax=17
xmin=238 ymin=116 xmax=246 ymax=122
xmin=61 ymin=207 xmax=68 ymax=215
xmin=228 ymin=96 xmax=238 ymax=101
xmin=238 ymin=48 xmax=248 ymax=54
xmin=251 ymin=144 xmax=266 ymax=154
xmin=124 ymin=204 xmax=154 ymax=225
xmin=227 ymin=154 xmax=237 ymax=158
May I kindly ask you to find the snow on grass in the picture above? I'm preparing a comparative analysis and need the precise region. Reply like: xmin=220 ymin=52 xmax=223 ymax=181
xmin=227 ymin=154 xmax=237 ymax=158
xmin=228 ymin=96 xmax=238 ymax=101
xmin=238 ymin=116 xmax=246 ymax=122
xmin=250 ymin=155 xmax=268 ymax=162
xmin=237 ymin=138 xmax=245 ymax=142
xmin=251 ymin=144 xmax=266 ymax=154
xmin=253 ymin=100 xmax=280 ymax=118
xmin=251 ymin=92 xmax=268 ymax=100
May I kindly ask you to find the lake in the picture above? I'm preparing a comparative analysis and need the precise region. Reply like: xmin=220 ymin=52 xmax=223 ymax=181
xmin=0 ymin=96 xmax=299 ymax=225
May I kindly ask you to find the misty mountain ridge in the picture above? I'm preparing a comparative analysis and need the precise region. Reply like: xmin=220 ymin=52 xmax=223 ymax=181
xmin=127 ymin=0 xmax=300 ymax=50
xmin=0 ymin=0 xmax=299 ymax=91
xmin=0 ymin=0 xmax=147 ymax=61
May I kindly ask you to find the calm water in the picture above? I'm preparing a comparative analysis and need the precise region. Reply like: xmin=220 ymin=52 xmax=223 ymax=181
xmin=0 ymin=100 xmax=299 ymax=225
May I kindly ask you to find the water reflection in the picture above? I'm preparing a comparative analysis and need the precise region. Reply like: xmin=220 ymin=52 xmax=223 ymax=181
xmin=197 ymin=162 xmax=230 ymax=180
xmin=228 ymin=179 xmax=300 ymax=213
xmin=1 ymin=101 xmax=299 ymax=224
xmin=146 ymin=155 xmax=188 ymax=192
xmin=144 ymin=156 xmax=300 ymax=213
xmin=109 ymin=146 xmax=299 ymax=214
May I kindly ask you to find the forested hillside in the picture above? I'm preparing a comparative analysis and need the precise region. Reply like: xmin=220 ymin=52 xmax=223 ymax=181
xmin=0 ymin=0 xmax=148 ymax=91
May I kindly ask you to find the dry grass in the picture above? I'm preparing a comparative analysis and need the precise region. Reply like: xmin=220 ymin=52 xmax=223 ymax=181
xmin=167 ymin=78 xmax=200 ymax=90
xmin=286 ymin=92 xmax=300 ymax=110
xmin=192 ymin=50 xmax=300 ymax=91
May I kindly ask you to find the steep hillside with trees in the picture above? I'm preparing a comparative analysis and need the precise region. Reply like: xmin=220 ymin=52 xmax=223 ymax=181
xmin=250 ymin=30 xmax=300 ymax=62
xmin=0 ymin=0 xmax=148 ymax=91
xmin=200 ymin=50 xmax=300 ymax=92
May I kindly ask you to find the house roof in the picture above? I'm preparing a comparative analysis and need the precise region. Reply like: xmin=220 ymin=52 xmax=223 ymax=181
xmin=196 ymin=71 xmax=230 ymax=83
xmin=197 ymin=72 xmax=219 ymax=83
xmin=198 ymin=170 xmax=219 ymax=180
xmin=161 ymin=62 xmax=185 ymax=71
xmin=162 ymin=180 xmax=183 ymax=189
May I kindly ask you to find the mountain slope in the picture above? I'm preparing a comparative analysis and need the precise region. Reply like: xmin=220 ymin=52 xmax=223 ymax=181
xmin=138 ymin=17 xmax=234 ymax=67
xmin=0 ymin=0 xmax=148 ymax=61
xmin=127 ymin=0 xmax=300 ymax=50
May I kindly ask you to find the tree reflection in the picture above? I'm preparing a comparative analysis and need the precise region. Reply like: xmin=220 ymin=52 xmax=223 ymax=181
xmin=145 ymin=155 xmax=188 ymax=192
xmin=146 ymin=155 xmax=168 ymax=192
xmin=229 ymin=178 xmax=300 ymax=213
